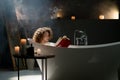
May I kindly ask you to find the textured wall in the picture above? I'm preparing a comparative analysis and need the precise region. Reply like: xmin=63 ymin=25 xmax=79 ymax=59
xmin=0 ymin=17 xmax=12 ymax=68
xmin=28 ymin=19 xmax=120 ymax=45
xmin=0 ymin=0 xmax=18 ymax=69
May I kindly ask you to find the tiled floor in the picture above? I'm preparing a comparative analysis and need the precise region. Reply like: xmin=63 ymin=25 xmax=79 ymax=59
xmin=0 ymin=69 xmax=42 ymax=80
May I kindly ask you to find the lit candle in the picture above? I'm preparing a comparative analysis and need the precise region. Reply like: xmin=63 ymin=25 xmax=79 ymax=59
xmin=71 ymin=16 xmax=76 ymax=20
xmin=37 ymin=49 xmax=41 ymax=55
xmin=20 ymin=39 xmax=26 ymax=45
xmin=14 ymin=46 xmax=20 ymax=53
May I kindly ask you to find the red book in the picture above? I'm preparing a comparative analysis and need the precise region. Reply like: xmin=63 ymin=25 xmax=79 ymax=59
xmin=55 ymin=36 xmax=71 ymax=47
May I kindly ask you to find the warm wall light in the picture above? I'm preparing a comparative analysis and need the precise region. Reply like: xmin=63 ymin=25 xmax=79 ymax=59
xmin=106 ymin=8 xmax=119 ymax=19
xmin=97 ymin=1 xmax=119 ymax=19
xmin=56 ymin=13 xmax=61 ymax=18
xmin=56 ymin=12 xmax=63 ymax=18
xmin=99 ymin=15 xmax=104 ymax=19
xmin=112 ymin=9 xmax=119 ymax=19
xmin=71 ymin=16 xmax=76 ymax=20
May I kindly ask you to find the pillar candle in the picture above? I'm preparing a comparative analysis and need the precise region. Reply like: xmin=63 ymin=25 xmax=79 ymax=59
xmin=37 ymin=49 xmax=41 ymax=55
xmin=14 ymin=46 xmax=20 ymax=53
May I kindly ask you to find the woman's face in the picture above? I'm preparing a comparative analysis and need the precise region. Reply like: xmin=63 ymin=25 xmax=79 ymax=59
xmin=42 ymin=31 xmax=50 ymax=43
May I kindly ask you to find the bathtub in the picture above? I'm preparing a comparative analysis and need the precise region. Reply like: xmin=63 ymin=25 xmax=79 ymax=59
xmin=28 ymin=39 xmax=120 ymax=80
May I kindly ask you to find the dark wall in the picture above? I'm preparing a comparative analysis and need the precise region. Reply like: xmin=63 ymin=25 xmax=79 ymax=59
xmin=0 ymin=0 xmax=15 ymax=69
xmin=52 ymin=20 xmax=120 ymax=45
xmin=26 ymin=19 xmax=120 ymax=45
xmin=0 ymin=17 xmax=12 ymax=69
xmin=18 ymin=18 xmax=120 ymax=45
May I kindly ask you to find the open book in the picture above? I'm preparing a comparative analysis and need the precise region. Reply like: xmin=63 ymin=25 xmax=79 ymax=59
xmin=55 ymin=36 xmax=71 ymax=47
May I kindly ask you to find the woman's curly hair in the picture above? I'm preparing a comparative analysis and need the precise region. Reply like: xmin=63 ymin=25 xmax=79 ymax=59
xmin=32 ymin=27 xmax=53 ymax=43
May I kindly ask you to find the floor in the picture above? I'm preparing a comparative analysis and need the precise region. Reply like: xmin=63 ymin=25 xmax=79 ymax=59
xmin=0 ymin=69 xmax=42 ymax=80
xmin=1 ymin=68 xmax=120 ymax=80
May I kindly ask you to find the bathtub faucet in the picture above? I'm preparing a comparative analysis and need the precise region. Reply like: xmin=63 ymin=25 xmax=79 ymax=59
xmin=74 ymin=30 xmax=88 ymax=45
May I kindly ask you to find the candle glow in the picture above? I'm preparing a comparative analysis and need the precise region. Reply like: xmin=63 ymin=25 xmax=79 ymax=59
xmin=71 ymin=16 xmax=76 ymax=20
xmin=14 ymin=46 xmax=20 ymax=53
xmin=99 ymin=15 xmax=104 ymax=19
xmin=20 ymin=39 xmax=27 ymax=45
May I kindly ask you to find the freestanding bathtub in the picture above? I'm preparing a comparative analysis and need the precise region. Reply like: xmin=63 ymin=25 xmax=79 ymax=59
xmin=28 ymin=39 xmax=120 ymax=80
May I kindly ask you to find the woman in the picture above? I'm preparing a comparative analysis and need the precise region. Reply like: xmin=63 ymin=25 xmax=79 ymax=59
xmin=32 ymin=27 xmax=53 ymax=71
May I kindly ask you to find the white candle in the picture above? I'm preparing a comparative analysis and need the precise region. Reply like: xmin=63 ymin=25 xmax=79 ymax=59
xmin=14 ymin=46 xmax=20 ymax=53
xmin=37 ymin=49 xmax=41 ymax=55
xmin=20 ymin=39 xmax=26 ymax=45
